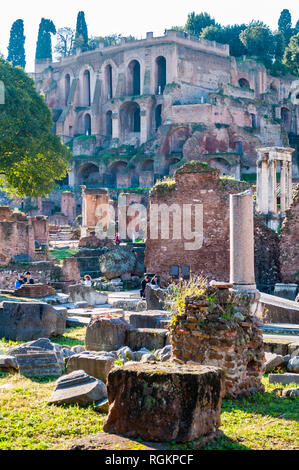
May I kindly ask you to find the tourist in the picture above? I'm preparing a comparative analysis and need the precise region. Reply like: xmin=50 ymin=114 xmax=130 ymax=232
xmin=115 ymin=233 xmax=120 ymax=245
xmin=83 ymin=275 xmax=92 ymax=287
xmin=15 ymin=275 xmax=25 ymax=289
xmin=140 ymin=275 xmax=150 ymax=299
xmin=24 ymin=272 xmax=34 ymax=285
xmin=151 ymin=274 xmax=159 ymax=287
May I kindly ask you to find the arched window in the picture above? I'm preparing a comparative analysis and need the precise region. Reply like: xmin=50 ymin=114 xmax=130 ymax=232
xmin=250 ymin=114 xmax=257 ymax=129
xmin=155 ymin=104 xmax=162 ymax=130
xmin=235 ymin=141 xmax=243 ymax=156
xmin=156 ymin=56 xmax=166 ymax=95
xmin=65 ymin=74 xmax=71 ymax=106
xmin=106 ymin=111 xmax=112 ymax=137
xmin=127 ymin=60 xmax=141 ymax=95
xmin=239 ymin=78 xmax=250 ymax=89
xmin=83 ymin=70 xmax=91 ymax=106
xmin=84 ymin=114 xmax=91 ymax=135
xmin=120 ymin=102 xmax=141 ymax=138
xmin=105 ymin=65 xmax=113 ymax=99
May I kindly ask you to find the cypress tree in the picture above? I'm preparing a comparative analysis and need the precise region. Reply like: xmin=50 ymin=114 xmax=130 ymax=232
xmin=7 ymin=19 xmax=26 ymax=68
xmin=278 ymin=9 xmax=293 ymax=44
xmin=35 ymin=18 xmax=56 ymax=61
xmin=74 ymin=11 xmax=89 ymax=51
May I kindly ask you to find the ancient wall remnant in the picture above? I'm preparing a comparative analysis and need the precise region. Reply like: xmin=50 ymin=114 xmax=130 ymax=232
xmin=145 ymin=162 xmax=250 ymax=285
xmin=30 ymin=216 xmax=49 ymax=246
xmin=280 ymin=184 xmax=299 ymax=283
xmin=81 ymin=186 xmax=111 ymax=238
xmin=0 ymin=207 xmax=35 ymax=265
xmin=169 ymin=287 xmax=265 ymax=397
xmin=61 ymin=191 xmax=76 ymax=225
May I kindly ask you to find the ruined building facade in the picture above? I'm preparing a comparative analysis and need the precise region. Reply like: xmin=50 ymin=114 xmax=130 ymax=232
xmin=35 ymin=30 xmax=299 ymax=189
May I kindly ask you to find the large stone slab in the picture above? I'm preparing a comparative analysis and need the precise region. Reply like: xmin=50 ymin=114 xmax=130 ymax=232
xmin=125 ymin=328 xmax=169 ymax=351
xmin=85 ymin=317 xmax=129 ymax=352
xmin=68 ymin=285 xmax=108 ymax=306
xmin=145 ymin=284 xmax=166 ymax=310
xmin=269 ymin=373 xmax=299 ymax=385
xmin=258 ymin=293 xmax=299 ymax=324
xmin=49 ymin=370 xmax=107 ymax=406
xmin=0 ymin=302 xmax=67 ymax=341
xmin=127 ymin=311 xmax=169 ymax=329
xmin=66 ymin=351 xmax=115 ymax=383
xmin=103 ymin=363 xmax=224 ymax=442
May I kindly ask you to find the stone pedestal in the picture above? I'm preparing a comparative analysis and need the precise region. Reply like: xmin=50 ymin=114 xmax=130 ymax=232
xmin=103 ymin=362 xmax=224 ymax=442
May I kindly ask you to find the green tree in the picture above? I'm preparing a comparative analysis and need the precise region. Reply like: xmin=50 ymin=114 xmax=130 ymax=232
xmin=283 ymin=32 xmax=299 ymax=75
xmin=185 ymin=12 xmax=216 ymax=37
xmin=54 ymin=27 xmax=75 ymax=58
xmin=240 ymin=22 xmax=275 ymax=66
xmin=35 ymin=18 xmax=56 ymax=60
xmin=0 ymin=59 xmax=71 ymax=197
xmin=74 ymin=11 xmax=88 ymax=51
xmin=278 ymin=9 xmax=293 ymax=44
xmin=7 ymin=19 xmax=26 ymax=68
xmin=200 ymin=23 xmax=247 ymax=56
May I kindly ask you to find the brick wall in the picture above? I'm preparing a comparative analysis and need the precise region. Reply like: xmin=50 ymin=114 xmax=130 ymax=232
xmin=280 ymin=184 xmax=299 ymax=283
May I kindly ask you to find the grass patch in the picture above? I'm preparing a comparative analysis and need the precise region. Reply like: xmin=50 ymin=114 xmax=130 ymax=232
xmin=49 ymin=248 xmax=79 ymax=261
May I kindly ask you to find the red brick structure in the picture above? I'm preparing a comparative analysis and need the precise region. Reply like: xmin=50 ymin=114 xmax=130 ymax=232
xmin=61 ymin=191 xmax=76 ymax=225
xmin=280 ymin=184 xmax=299 ymax=283
xmin=0 ymin=208 xmax=35 ymax=265
xmin=30 ymin=216 xmax=49 ymax=246
xmin=145 ymin=163 xmax=249 ymax=285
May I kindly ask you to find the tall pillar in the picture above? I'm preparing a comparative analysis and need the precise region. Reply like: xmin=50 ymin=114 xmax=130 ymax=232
xmin=230 ymin=190 xmax=256 ymax=290
xmin=287 ymin=161 xmax=293 ymax=210
xmin=280 ymin=160 xmax=286 ymax=215
xmin=140 ymin=110 xmax=148 ymax=144
xmin=260 ymin=160 xmax=269 ymax=214
xmin=268 ymin=154 xmax=277 ymax=213
xmin=112 ymin=113 xmax=119 ymax=140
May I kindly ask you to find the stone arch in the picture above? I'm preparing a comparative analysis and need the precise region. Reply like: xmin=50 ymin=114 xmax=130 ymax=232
xmin=83 ymin=69 xmax=91 ymax=106
xmin=106 ymin=110 xmax=113 ymax=137
xmin=104 ymin=63 xmax=113 ymax=100
xmin=107 ymin=160 xmax=129 ymax=187
xmin=239 ymin=78 xmax=250 ymax=89
xmin=167 ymin=157 xmax=181 ymax=175
xmin=78 ymin=162 xmax=99 ymax=185
xmin=234 ymin=141 xmax=244 ymax=156
xmin=155 ymin=56 xmax=166 ymax=95
xmin=140 ymin=159 xmax=154 ymax=172
xmin=155 ymin=104 xmax=162 ymax=130
xmin=84 ymin=113 xmax=91 ymax=135
xmin=65 ymin=74 xmax=71 ymax=106
xmin=169 ymin=127 xmax=191 ymax=153
xmin=127 ymin=60 xmax=141 ymax=96
xmin=120 ymin=101 xmax=141 ymax=139
xmin=208 ymin=157 xmax=232 ymax=176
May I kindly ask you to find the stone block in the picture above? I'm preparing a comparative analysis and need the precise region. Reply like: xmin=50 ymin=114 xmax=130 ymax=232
xmin=0 ymin=355 xmax=19 ymax=372
xmin=269 ymin=373 xmax=299 ymax=385
xmin=145 ymin=284 xmax=166 ymax=310
xmin=49 ymin=370 xmax=107 ymax=406
xmin=13 ymin=284 xmax=57 ymax=298
xmin=287 ymin=356 xmax=299 ymax=373
xmin=127 ymin=311 xmax=169 ymax=329
xmin=0 ymin=302 xmax=66 ymax=341
xmin=69 ymin=284 xmax=108 ymax=306
xmin=264 ymin=353 xmax=285 ymax=372
xmin=85 ymin=317 xmax=129 ymax=352
xmin=125 ymin=328 xmax=169 ymax=351
xmin=274 ymin=284 xmax=298 ymax=301
xmin=99 ymin=246 xmax=137 ymax=280
xmin=103 ymin=363 xmax=224 ymax=442
xmin=15 ymin=351 xmax=62 ymax=377
xmin=66 ymin=351 xmax=115 ymax=383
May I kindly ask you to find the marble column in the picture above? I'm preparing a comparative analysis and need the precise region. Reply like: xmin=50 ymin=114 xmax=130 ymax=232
xmin=230 ymin=190 xmax=256 ymax=290
xmin=280 ymin=160 xmax=286 ymax=215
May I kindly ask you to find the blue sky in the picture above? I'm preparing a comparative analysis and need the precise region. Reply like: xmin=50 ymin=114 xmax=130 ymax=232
xmin=0 ymin=0 xmax=298 ymax=72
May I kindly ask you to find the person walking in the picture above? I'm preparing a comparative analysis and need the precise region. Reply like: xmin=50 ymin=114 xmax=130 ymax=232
xmin=15 ymin=275 xmax=25 ymax=289
xmin=140 ymin=275 xmax=150 ymax=299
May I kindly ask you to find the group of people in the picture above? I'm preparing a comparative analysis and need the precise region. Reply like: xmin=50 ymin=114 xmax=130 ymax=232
xmin=140 ymin=274 xmax=159 ymax=299
xmin=15 ymin=272 xmax=34 ymax=289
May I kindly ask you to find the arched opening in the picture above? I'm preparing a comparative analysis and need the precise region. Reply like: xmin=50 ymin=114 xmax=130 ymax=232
xmin=270 ymin=82 xmax=278 ymax=94
xmin=170 ymin=127 xmax=191 ymax=153
xmin=156 ymin=56 xmax=166 ymax=95
xmin=167 ymin=157 xmax=180 ymax=176
xmin=105 ymin=64 xmax=113 ymax=99
xmin=239 ymin=78 xmax=250 ymax=89
xmin=120 ymin=102 xmax=141 ymax=139
xmin=108 ymin=161 xmax=128 ymax=188
xmin=78 ymin=163 xmax=99 ymax=185
xmin=140 ymin=159 xmax=154 ymax=172
xmin=127 ymin=60 xmax=141 ymax=96
xmin=296 ymin=93 xmax=299 ymax=100
xmin=234 ymin=141 xmax=243 ymax=156
xmin=65 ymin=74 xmax=71 ymax=106
xmin=106 ymin=111 xmax=113 ymax=138
xmin=84 ymin=114 xmax=91 ymax=135
xmin=155 ymin=104 xmax=162 ymax=130
xmin=250 ymin=113 xmax=257 ymax=129
xmin=281 ymin=107 xmax=291 ymax=132
xmin=209 ymin=158 xmax=232 ymax=176
xmin=83 ymin=70 xmax=91 ymax=106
